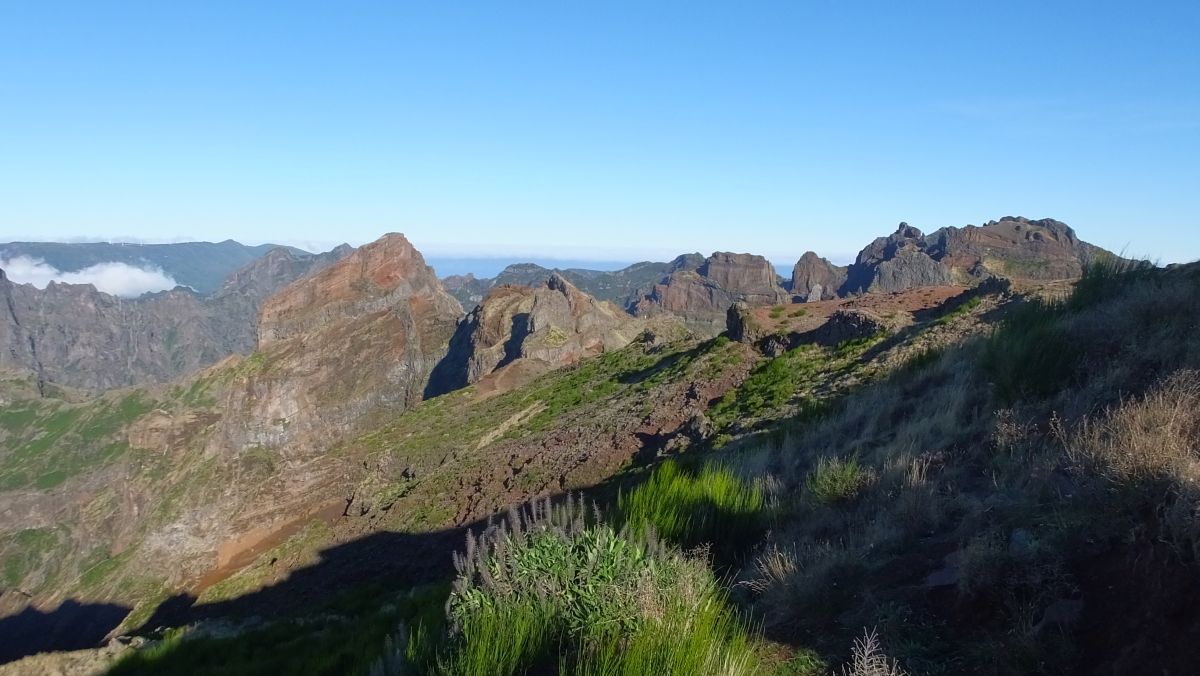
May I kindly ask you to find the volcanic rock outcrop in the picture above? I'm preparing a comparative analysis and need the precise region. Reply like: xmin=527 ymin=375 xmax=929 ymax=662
xmin=427 ymin=274 xmax=643 ymax=395
xmin=841 ymin=223 xmax=954 ymax=295
xmin=924 ymin=216 xmax=1102 ymax=281
xmin=837 ymin=218 xmax=1104 ymax=296
xmin=232 ymin=233 xmax=463 ymax=453
xmin=47 ymin=234 xmax=461 ymax=593
xmin=790 ymin=252 xmax=847 ymax=302
xmin=632 ymin=252 xmax=789 ymax=333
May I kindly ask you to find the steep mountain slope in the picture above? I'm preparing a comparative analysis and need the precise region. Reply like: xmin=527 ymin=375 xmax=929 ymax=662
xmin=0 ymin=240 xmax=303 ymax=295
xmin=790 ymin=251 xmax=847 ymax=302
xmin=0 ymin=234 xmax=462 ymax=654
xmin=0 ymin=246 xmax=350 ymax=394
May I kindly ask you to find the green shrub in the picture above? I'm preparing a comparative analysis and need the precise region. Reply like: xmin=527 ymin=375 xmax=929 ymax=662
xmin=618 ymin=460 xmax=766 ymax=556
xmin=805 ymin=457 xmax=869 ymax=505
xmin=712 ymin=346 xmax=819 ymax=426
xmin=415 ymin=498 xmax=763 ymax=675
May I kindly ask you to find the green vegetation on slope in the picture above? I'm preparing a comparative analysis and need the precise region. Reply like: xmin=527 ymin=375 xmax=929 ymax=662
xmin=407 ymin=499 xmax=763 ymax=676
xmin=738 ymin=261 xmax=1200 ymax=673
xmin=0 ymin=391 xmax=154 ymax=490
xmin=618 ymin=459 xmax=766 ymax=557
xmin=709 ymin=330 xmax=888 ymax=432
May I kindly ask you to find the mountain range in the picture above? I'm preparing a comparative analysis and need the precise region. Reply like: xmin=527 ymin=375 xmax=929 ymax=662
xmin=3 ymin=217 xmax=1194 ymax=674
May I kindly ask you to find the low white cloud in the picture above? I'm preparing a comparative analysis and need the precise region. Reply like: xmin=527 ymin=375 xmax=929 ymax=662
xmin=0 ymin=256 xmax=180 ymax=298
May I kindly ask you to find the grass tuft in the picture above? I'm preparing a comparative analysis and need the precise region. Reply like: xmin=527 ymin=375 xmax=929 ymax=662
xmin=618 ymin=460 xmax=766 ymax=557
xmin=805 ymin=457 xmax=869 ymax=505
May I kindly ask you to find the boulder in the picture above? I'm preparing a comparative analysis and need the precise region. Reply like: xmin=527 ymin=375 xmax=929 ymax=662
xmin=725 ymin=303 xmax=768 ymax=344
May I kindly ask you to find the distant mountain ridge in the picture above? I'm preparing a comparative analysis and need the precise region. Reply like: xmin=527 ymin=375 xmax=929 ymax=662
xmin=0 ymin=240 xmax=307 ymax=295
xmin=442 ymin=254 xmax=705 ymax=309
xmin=448 ymin=218 xmax=1114 ymax=323
xmin=0 ymin=217 xmax=1112 ymax=394
xmin=0 ymin=245 xmax=351 ymax=394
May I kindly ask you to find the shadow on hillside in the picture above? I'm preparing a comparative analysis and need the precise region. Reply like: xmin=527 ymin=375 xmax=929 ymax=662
xmin=0 ymin=599 xmax=130 ymax=664
xmin=0 ymin=489 xmax=621 ymax=663
xmin=133 ymin=527 xmax=467 ymax=631
xmin=130 ymin=487 xmax=625 ymax=632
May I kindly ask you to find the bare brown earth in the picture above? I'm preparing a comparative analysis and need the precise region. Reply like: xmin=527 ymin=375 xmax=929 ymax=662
xmin=748 ymin=285 xmax=968 ymax=334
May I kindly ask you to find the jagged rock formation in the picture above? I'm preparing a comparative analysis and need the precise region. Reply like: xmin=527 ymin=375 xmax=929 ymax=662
xmin=0 ymin=246 xmax=350 ymax=394
xmin=428 ymin=274 xmax=643 ymax=395
xmin=726 ymin=303 xmax=768 ymax=345
xmin=0 ymin=270 xmax=36 ymax=377
xmin=230 ymin=233 xmax=463 ymax=454
xmin=632 ymin=252 xmax=790 ymax=333
xmin=237 ymin=233 xmax=461 ymax=444
xmin=258 ymin=234 xmax=452 ymax=346
xmin=925 ymin=216 xmax=1103 ymax=281
xmin=790 ymin=252 xmax=847 ymax=302
xmin=838 ymin=218 xmax=1105 ymax=296
xmin=442 ymin=254 xmax=705 ymax=310
xmin=840 ymin=223 xmax=954 ymax=295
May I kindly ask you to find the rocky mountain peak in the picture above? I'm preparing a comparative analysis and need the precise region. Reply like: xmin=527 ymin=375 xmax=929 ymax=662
xmin=895 ymin=221 xmax=923 ymax=239
xmin=697 ymin=252 xmax=781 ymax=291
xmin=427 ymin=275 xmax=643 ymax=395
xmin=791 ymin=252 xmax=848 ymax=302
xmin=631 ymin=251 xmax=790 ymax=333
xmin=258 ymin=233 xmax=456 ymax=347
xmin=0 ymin=243 xmax=349 ymax=394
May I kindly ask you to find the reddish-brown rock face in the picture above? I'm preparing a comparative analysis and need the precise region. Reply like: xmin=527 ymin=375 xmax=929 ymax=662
xmin=632 ymin=252 xmax=789 ymax=333
xmin=259 ymin=233 xmax=458 ymax=347
xmin=232 ymin=233 xmax=463 ymax=455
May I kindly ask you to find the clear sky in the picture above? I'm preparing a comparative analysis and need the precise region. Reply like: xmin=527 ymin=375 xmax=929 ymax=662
xmin=1 ymin=1 xmax=1197 ymax=265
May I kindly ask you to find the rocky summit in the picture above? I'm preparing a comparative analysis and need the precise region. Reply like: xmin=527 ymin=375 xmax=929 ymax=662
xmin=839 ymin=217 xmax=1103 ymax=296
xmin=790 ymin=251 xmax=847 ymax=302
xmin=632 ymin=251 xmax=790 ymax=332
xmin=427 ymin=273 xmax=645 ymax=395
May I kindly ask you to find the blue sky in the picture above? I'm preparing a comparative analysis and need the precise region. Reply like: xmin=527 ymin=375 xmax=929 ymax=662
xmin=1 ymin=1 xmax=1197 ymax=266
